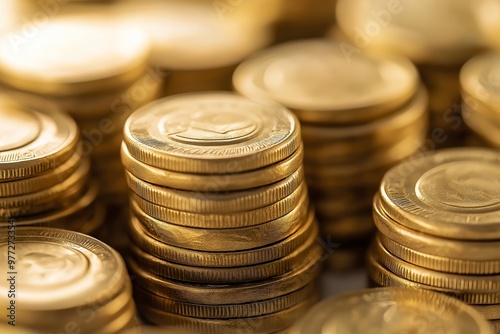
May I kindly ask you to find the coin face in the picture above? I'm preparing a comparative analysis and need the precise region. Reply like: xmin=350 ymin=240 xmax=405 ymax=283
xmin=291 ymin=288 xmax=493 ymax=334
xmin=0 ymin=14 xmax=149 ymax=94
xmin=124 ymin=92 xmax=300 ymax=173
xmin=380 ymin=148 xmax=500 ymax=239
xmin=233 ymin=39 xmax=419 ymax=122
xmin=0 ymin=228 xmax=126 ymax=311
xmin=0 ymin=95 xmax=79 ymax=181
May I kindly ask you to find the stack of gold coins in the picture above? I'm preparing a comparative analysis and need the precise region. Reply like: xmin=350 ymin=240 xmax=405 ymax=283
xmin=0 ymin=227 xmax=136 ymax=333
xmin=335 ymin=0 xmax=484 ymax=147
xmin=121 ymin=92 xmax=322 ymax=333
xmin=115 ymin=0 xmax=271 ymax=96
xmin=291 ymin=287 xmax=493 ymax=334
xmin=368 ymin=148 xmax=500 ymax=331
xmin=0 ymin=13 xmax=162 ymax=252
xmin=460 ymin=52 xmax=500 ymax=148
xmin=0 ymin=94 xmax=103 ymax=235
xmin=233 ymin=39 xmax=426 ymax=270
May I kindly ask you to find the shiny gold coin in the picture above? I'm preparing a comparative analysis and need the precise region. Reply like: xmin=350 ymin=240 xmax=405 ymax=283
xmin=131 ymin=199 xmax=309 ymax=252
xmin=233 ymin=39 xmax=419 ymax=124
xmin=134 ymin=283 xmax=316 ymax=319
xmin=130 ymin=229 xmax=321 ymax=283
xmin=380 ymin=148 xmax=500 ymax=240
xmin=374 ymin=194 xmax=500 ymax=261
xmin=128 ymin=252 xmax=321 ymax=305
xmin=121 ymin=142 xmax=304 ymax=191
xmin=0 ymin=151 xmax=81 ymax=197
xmin=473 ymin=304 xmax=500 ymax=321
xmin=131 ymin=182 xmax=308 ymax=229
xmin=0 ymin=228 xmax=128 ymax=328
xmin=462 ymin=103 xmax=500 ymax=148
xmin=124 ymin=92 xmax=300 ymax=174
xmin=126 ymin=166 xmax=304 ymax=213
xmin=129 ymin=208 xmax=316 ymax=267
xmin=138 ymin=294 xmax=317 ymax=334
xmin=368 ymin=246 xmax=500 ymax=305
xmin=291 ymin=287 xmax=493 ymax=334
xmin=373 ymin=236 xmax=500 ymax=293
xmin=378 ymin=233 xmax=500 ymax=275
xmin=0 ymin=14 xmax=150 ymax=95
xmin=0 ymin=94 xmax=79 ymax=181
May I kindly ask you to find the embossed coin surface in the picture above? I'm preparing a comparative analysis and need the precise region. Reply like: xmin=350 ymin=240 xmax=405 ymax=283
xmin=380 ymin=148 xmax=500 ymax=239
xmin=0 ymin=95 xmax=79 ymax=181
xmin=124 ymin=92 xmax=300 ymax=173
xmin=233 ymin=39 xmax=419 ymax=123
xmin=290 ymin=287 xmax=493 ymax=334
xmin=0 ymin=228 xmax=126 ymax=311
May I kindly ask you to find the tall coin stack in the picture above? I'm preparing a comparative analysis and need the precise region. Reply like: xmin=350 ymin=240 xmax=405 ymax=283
xmin=0 ymin=94 xmax=103 ymax=235
xmin=0 ymin=228 xmax=137 ymax=333
xmin=460 ymin=52 xmax=500 ymax=148
xmin=368 ymin=148 xmax=500 ymax=332
xmin=0 ymin=13 xmax=161 ymax=252
xmin=234 ymin=39 xmax=426 ymax=270
xmin=335 ymin=0 xmax=483 ymax=147
xmin=121 ymin=92 xmax=322 ymax=333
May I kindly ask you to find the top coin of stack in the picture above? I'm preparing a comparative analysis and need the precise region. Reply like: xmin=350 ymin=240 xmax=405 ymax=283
xmin=368 ymin=148 xmax=500 ymax=330
xmin=0 ymin=94 xmax=104 ymax=235
xmin=291 ymin=287 xmax=493 ymax=334
xmin=234 ymin=39 xmax=426 ymax=270
xmin=0 ymin=227 xmax=136 ymax=333
xmin=121 ymin=92 xmax=322 ymax=334
xmin=460 ymin=52 xmax=500 ymax=148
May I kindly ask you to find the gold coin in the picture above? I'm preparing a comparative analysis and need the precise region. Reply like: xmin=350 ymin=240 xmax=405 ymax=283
xmin=473 ymin=304 xmax=500 ymax=321
xmin=130 ymin=200 xmax=309 ymax=252
xmin=128 ymin=252 xmax=321 ymax=305
xmin=138 ymin=294 xmax=317 ymax=333
xmin=0 ymin=228 xmax=128 ymax=327
xmin=233 ymin=39 xmax=419 ymax=124
xmin=0 ymin=151 xmax=81 ymax=197
xmin=460 ymin=52 xmax=500 ymax=114
xmin=134 ymin=283 xmax=316 ymax=319
xmin=291 ymin=287 xmax=493 ymax=334
xmin=368 ymin=249 xmax=500 ymax=305
xmin=126 ymin=166 xmax=304 ymax=213
xmin=130 ymin=182 xmax=308 ymax=229
xmin=123 ymin=92 xmax=301 ymax=174
xmin=462 ymin=103 xmax=500 ymax=148
xmin=0 ymin=94 xmax=79 ymax=181
xmin=378 ymin=233 xmax=500 ymax=275
xmin=129 ymin=208 xmax=316 ymax=267
xmin=373 ymin=236 xmax=500 ymax=293
xmin=129 ymin=229 xmax=321 ymax=283
xmin=0 ymin=14 xmax=150 ymax=95
xmin=374 ymin=194 xmax=500 ymax=261
xmin=380 ymin=148 xmax=500 ymax=240
xmin=121 ymin=142 xmax=304 ymax=191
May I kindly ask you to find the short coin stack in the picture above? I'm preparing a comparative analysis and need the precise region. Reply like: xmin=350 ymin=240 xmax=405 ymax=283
xmin=460 ymin=52 xmax=500 ymax=148
xmin=0 ymin=228 xmax=136 ymax=333
xmin=0 ymin=94 xmax=103 ymax=235
xmin=234 ymin=39 xmax=426 ymax=270
xmin=291 ymin=287 xmax=493 ymax=334
xmin=368 ymin=148 xmax=500 ymax=331
xmin=121 ymin=92 xmax=322 ymax=333
xmin=0 ymin=13 xmax=162 ymax=252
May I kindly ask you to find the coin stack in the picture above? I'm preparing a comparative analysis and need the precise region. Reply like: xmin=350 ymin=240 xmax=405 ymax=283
xmin=460 ymin=52 xmax=500 ymax=148
xmin=335 ymin=0 xmax=484 ymax=148
xmin=0 ymin=227 xmax=136 ymax=333
xmin=233 ymin=39 xmax=426 ymax=270
xmin=291 ymin=287 xmax=493 ymax=334
xmin=115 ymin=0 xmax=271 ymax=96
xmin=121 ymin=92 xmax=322 ymax=333
xmin=0 ymin=93 xmax=104 ymax=235
xmin=368 ymin=148 xmax=500 ymax=331
xmin=0 ymin=13 xmax=162 ymax=252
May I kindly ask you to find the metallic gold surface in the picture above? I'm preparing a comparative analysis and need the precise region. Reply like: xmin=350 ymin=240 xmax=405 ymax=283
xmin=291 ymin=287 xmax=493 ymax=334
